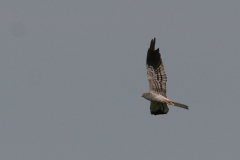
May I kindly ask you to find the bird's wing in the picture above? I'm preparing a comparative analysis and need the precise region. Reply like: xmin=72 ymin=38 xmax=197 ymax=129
xmin=146 ymin=38 xmax=167 ymax=97
xmin=150 ymin=101 xmax=169 ymax=115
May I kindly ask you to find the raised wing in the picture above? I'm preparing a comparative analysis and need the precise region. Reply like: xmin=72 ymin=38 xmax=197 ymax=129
xmin=146 ymin=38 xmax=167 ymax=97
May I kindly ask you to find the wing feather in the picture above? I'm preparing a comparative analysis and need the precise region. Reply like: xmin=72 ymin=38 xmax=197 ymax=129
xmin=146 ymin=38 xmax=167 ymax=97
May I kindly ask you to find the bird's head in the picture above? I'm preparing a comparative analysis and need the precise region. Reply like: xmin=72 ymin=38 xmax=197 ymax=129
xmin=142 ymin=93 xmax=146 ymax=97
xmin=142 ymin=92 xmax=151 ymax=100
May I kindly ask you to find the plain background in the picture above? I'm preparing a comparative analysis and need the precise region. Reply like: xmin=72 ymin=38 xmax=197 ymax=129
xmin=0 ymin=1 xmax=240 ymax=159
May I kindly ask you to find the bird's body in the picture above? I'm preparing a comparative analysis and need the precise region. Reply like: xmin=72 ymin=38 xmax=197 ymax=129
xmin=142 ymin=38 xmax=188 ymax=115
xmin=142 ymin=92 xmax=169 ymax=103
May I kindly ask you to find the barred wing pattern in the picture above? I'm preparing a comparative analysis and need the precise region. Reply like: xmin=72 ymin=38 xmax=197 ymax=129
xmin=146 ymin=38 xmax=167 ymax=97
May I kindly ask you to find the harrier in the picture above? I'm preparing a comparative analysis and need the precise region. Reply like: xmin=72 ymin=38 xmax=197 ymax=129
xmin=142 ymin=38 xmax=188 ymax=115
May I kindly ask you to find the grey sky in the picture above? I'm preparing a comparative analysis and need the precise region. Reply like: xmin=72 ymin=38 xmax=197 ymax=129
xmin=0 ymin=1 xmax=240 ymax=159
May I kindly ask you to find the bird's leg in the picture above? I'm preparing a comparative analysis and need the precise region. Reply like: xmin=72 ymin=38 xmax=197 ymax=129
xmin=166 ymin=101 xmax=173 ymax=105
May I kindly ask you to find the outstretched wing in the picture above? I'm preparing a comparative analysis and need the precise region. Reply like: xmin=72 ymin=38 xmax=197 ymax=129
xmin=146 ymin=38 xmax=167 ymax=97
xmin=150 ymin=101 xmax=169 ymax=115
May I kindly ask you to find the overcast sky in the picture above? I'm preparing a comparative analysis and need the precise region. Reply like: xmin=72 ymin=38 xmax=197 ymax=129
xmin=0 ymin=1 xmax=240 ymax=159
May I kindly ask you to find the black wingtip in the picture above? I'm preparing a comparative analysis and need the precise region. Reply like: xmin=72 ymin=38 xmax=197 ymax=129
xmin=149 ymin=38 xmax=156 ymax=50
xmin=147 ymin=38 xmax=161 ymax=69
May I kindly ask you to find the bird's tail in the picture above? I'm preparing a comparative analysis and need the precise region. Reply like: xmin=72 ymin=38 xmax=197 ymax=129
xmin=171 ymin=101 xmax=189 ymax=110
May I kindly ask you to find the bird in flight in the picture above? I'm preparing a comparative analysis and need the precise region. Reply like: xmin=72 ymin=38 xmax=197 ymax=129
xmin=142 ymin=38 xmax=188 ymax=115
